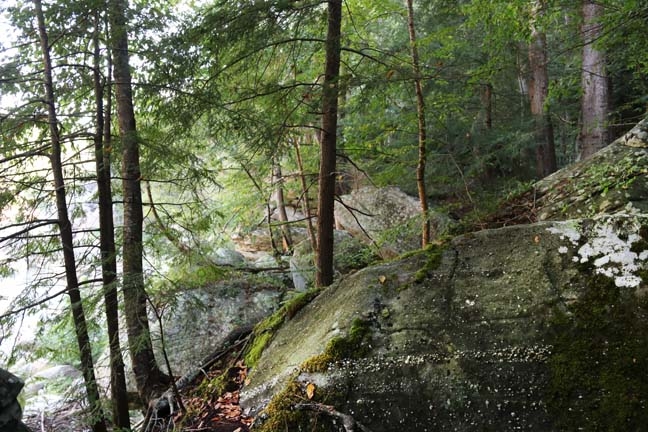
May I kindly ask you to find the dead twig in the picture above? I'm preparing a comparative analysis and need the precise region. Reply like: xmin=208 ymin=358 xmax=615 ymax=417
xmin=293 ymin=402 xmax=373 ymax=432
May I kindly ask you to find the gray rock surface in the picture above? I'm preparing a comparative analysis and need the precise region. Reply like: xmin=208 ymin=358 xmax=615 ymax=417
xmin=241 ymin=215 xmax=648 ymax=431
xmin=0 ymin=369 xmax=31 ymax=432
xmin=159 ymin=276 xmax=287 ymax=374
xmin=335 ymin=185 xmax=451 ymax=256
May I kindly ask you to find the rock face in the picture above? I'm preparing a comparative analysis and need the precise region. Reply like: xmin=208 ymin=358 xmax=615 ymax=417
xmin=334 ymin=186 xmax=450 ymax=256
xmin=0 ymin=369 xmax=31 ymax=432
xmin=240 ymin=121 xmax=648 ymax=431
xmin=160 ymin=276 xmax=287 ymax=374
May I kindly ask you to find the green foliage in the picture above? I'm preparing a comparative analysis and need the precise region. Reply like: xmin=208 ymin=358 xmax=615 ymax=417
xmin=333 ymin=237 xmax=380 ymax=273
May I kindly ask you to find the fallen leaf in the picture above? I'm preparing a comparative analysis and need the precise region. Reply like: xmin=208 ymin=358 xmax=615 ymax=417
xmin=378 ymin=275 xmax=386 ymax=284
xmin=533 ymin=235 xmax=540 ymax=244
xmin=306 ymin=382 xmax=316 ymax=400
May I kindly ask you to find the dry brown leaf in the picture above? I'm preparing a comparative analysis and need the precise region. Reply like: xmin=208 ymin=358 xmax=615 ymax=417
xmin=306 ymin=382 xmax=316 ymax=400
xmin=378 ymin=275 xmax=386 ymax=284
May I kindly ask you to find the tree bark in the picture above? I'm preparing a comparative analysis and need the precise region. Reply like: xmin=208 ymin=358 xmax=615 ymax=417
xmin=528 ymin=0 xmax=557 ymax=177
xmin=579 ymin=0 xmax=609 ymax=159
xmin=315 ymin=0 xmax=342 ymax=287
xmin=92 ymin=9 xmax=131 ymax=428
xmin=33 ymin=1 xmax=108 ymax=431
xmin=271 ymin=160 xmax=293 ymax=252
xmin=405 ymin=0 xmax=430 ymax=247
xmin=108 ymin=0 xmax=170 ymax=402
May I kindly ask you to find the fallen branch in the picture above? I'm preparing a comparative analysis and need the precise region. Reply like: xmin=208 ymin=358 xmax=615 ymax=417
xmin=294 ymin=402 xmax=373 ymax=432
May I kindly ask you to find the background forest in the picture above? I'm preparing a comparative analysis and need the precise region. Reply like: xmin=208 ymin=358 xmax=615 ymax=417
xmin=0 ymin=0 xmax=647 ymax=431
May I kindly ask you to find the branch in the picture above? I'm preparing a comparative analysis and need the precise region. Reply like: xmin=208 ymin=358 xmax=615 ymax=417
xmin=0 ymin=287 xmax=68 ymax=321
xmin=293 ymin=403 xmax=373 ymax=432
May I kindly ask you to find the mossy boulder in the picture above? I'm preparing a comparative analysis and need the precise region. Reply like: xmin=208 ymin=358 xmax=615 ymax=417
xmin=489 ymin=118 xmax=648 ymax=226
xmin=241 ymin=215 xmax=648 ymax=431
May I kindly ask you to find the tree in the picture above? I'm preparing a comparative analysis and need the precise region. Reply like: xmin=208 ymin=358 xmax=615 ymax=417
xmin=33 ymin=0 xmax=107 ymax=430
xmin=315 ymin=0 xmax=343 ymax=288
xmin=579 ymin=0 xmax=609 ymax=159
xmin=528 ymin=0 xmax=557 ymax=177
xmin=405 ymin=0 xmax=430 ymax=247
xmin=92 ymin=6 xmax=131 ymax=427
xmin=108 ymin=0 xmax=170 ymax=401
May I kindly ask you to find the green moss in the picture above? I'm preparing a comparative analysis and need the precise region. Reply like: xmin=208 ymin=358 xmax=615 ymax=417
xmin=255 ymin=376 xmax=306 ymax=432
xmin=414 ymin=242 xmax=447 ymax=283
xmin=546 ymin=273 xmax=648 ymax=431
xmin=244 ymin=288 xmax=321 ymax=368
xmin=257 ymin=319 xmax=373 ymax=431
xmin=301 ymin=318 xmax=372 ymax=373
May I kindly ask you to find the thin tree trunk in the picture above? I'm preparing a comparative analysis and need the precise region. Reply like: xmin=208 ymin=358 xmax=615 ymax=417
xmin=293 ymin=137 xmax=317 ymax=253
xmin=33 ymin=2 xmax=107 ymax=431
xmin=92 ymin=9 xmax=131 ymax=428
xmin=108 ymin=0 xmax=170 ymax=402
xmin=271 ymin=160 xmax=293 ymax=252
xmin=481 ymin=83 xmax=493 ymax=130
xmin=579 ymin=0 xmax=609 ymax=159
xmin=315 ymin=0 xmax=342 ymax=287
xmin=528 ymin=0 xmax=557 ymax=177
xmin=405 ymin=0 xmax=430 ymax=247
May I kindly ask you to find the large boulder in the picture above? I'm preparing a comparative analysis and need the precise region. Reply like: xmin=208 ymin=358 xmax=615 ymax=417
xmin=335 ymin=186 xmax=451 ymax=256
xmin=240 ymin=121 xmax=648 ymax=431
xmin=0 ymin=369 xmax=31 ymax=432
xmin=159 ymin=276 xmax=287 ymax=374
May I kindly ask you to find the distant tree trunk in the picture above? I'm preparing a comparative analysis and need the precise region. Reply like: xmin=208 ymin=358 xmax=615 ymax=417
xmin=528 ymin=0 xmax=557 ymax=177
xmin=92 ymin=9 xmax=130 ymax=428
xmin=271 ymin=160 xmax=293 ymax=252
xmin=293 ymin=137 xmax=317 ymax=253
xmin=315 ymin=0 xmax=342 ymax=287
xmin=405 ymin=0 xmax=430 ymax=247
xmin=579 ymin=0 xmax=609 ymax=159
xmin=33 ymin=2 xmax=108 ymax=431
xmin=481 ymin=83 xmax=493 ymax=130
xmin=109 ymin=0 xmax=170 ymax=401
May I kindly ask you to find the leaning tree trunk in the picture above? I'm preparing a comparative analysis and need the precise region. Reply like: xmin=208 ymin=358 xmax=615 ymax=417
xmin=405 ymin=0 xmax=430 ymax=247
xmin=315 ymin=0 xmax=343 ymax=287
xmin=92 ymin=9 xmax=131 ymax=428
xmin=579 ymin=0 xmax=609 ymax=159
xmin=528 ymin=0 xmax=557 ymax=177
xmin=108 ymin=0 xmax=170 ymax=402
xmin=33 ymin=1 xmax=108 ymax=431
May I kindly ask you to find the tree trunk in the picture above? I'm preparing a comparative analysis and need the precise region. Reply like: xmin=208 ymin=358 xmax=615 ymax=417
xmin=293 ymin=137 xmax=318 ymax=253
xmin=108 ymin=0 xmax=170 ymax=402
xmin=528 ymin=0 xmax=557 ymax=177
xmin=271 ymin=160 xmax=293 ymax=252
xmin=405 ymin=0 xmax=430 ymax=247
xmin=92 ymin=9 xmax=131 ymax=428
xmin=33 ymin=2 xmax=108 ymax=431
xmin=315 ymin=0 xmax=342 ymax=287
xmin=579 ymin=0 xmax=609 ymax=159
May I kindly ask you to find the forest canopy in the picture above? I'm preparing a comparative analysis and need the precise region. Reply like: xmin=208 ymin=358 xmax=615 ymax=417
xmin=0 ymin=0 xmax=647 ymax=430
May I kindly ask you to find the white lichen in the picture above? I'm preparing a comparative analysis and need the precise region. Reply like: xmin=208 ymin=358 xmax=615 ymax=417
xmin=547 ymin=216 xmax=648 ymax=288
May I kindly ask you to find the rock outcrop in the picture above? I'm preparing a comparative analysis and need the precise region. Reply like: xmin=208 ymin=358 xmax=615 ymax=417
xmin=0 ymin=369 xmax=31 ymax=432
xmin=335 ymin=186 xmax=451 ymax=256
xmin=240 ymin=119 xmax=648 ymax=431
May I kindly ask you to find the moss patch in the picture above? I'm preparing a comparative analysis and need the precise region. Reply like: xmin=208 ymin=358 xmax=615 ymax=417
xmin=546 ymin=273 xmax=648 ymax=431
xmin=244 ymin=288 xmax=321 ymax=368
xmin=414 ymin=241 xmax=448 ymax=283
xmin=256 ymin=319 xmax=373 ymax=431
xmin=301 ymin=318 xmax=372 ymax=373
